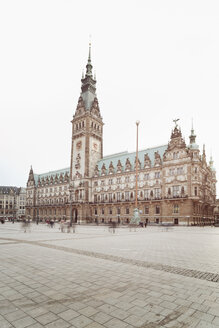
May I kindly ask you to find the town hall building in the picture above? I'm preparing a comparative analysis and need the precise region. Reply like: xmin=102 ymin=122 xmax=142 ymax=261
xmin=26 ymin=45 xmax=217 ymax=225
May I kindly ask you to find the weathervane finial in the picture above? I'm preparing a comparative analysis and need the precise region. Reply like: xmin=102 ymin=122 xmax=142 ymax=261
xmin=173 ymin=118 xmax=180 ymax=129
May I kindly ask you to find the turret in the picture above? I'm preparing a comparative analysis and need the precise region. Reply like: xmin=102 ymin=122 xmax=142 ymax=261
xmin=27 ymin=166 xmax=35 ymax=186
xmin=189 ymin=120 xmax=199 ymax=149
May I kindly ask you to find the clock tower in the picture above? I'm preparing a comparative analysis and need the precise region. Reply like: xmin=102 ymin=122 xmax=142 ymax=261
xmin=69 ymin=44 xmax=103 ymax=217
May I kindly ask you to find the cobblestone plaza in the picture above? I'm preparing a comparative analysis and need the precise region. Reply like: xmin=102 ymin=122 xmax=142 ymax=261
xmin=0 ymin=223 xmax=219 ymax=327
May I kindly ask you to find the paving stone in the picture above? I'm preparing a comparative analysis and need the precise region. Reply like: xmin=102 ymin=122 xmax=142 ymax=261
xmin=85 ymin=322 xmax=104 ymax=328
xmin=26 ymin=324 xmax=44 ymax=328
xmin=45 ymin=318 xmax=71 ymax=328
xmin=90 ymin=311 xmax=112 ymax=324
xmin=4 ymin=310 xmax=26 ymax=322
xmin=70 ymin=314 xmax=93 ymax=327
xmin=78 ymin=305 xmax=99 ymax=317
xmin=0 ymin=318 xmax=13 ymax=328
xmin=35 ymin=312 xmax=58 ymax=325
xmin=58 ymin=309 xmax=80 ymax=320
xmin=104 ymin=317 xmax=129 ymax=328
xmin=212 ymin=316 xmax=219 ymax=326
xmin=12 ymin=316 xmax=36 ymax=328
xmin=25 ymin=307 xmax=49 ymax=318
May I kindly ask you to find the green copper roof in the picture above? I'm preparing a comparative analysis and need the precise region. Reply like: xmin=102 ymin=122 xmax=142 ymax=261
xmin=97 ymin=145 xmax=167 ymax=174
xmin=34 ymin=167 xmax=70 ymax=184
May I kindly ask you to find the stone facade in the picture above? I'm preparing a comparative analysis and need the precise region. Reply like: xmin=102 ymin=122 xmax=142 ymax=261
xmin=26 ymin=46 xmax=217 ymax=225
xmin=0 ymin=186 xmax=26 ymax=220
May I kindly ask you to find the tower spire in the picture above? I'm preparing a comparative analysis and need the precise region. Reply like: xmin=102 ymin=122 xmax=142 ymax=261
xmin=189 ymin=119 xmax=196 ymax=145
xmin=80 ymin=42 xmax=97 ymax=110
xmin=85 ymin=41 xmax=93 ymax=77
xmin=202 ymin=144 xmax=206 ymax=162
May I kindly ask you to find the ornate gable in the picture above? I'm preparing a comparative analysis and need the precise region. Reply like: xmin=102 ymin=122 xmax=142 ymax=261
xmin=117 ymin=160 xmax=123 ymax=173
xmin=74 ymin=96 xmax=86 ymax=117
xmin=125 ymin=158 xmax=132 ymax=171
xmin=154 ymin=151 xmax=161 ymax=166
xmin=134 ymin=157 xmax=141 ymax=169
xmin=163 ymin=125 xmax=187 ymax=162
xmin=94 ymin=164 xmax=99 ymax=177
xmin=90 ymin=98 xmax=101 ymax=118
xmin=109 ymin=161 xmax=114 ymax=174
xmin=101 ymin=163 xmax=106 ymax=176
xmin=144 ymin=153 xmax=151 ymax=168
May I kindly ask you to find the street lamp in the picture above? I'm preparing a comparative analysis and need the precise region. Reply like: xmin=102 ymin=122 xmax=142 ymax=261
xmin=130 ymin=121 xmax=141 ymax=226
xmin=135 ymin=120 xmax=140 ymax=209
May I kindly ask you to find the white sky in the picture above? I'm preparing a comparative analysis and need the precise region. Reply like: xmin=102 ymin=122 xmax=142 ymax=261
xmin=0 ymin=0 xmax=218 ymax=196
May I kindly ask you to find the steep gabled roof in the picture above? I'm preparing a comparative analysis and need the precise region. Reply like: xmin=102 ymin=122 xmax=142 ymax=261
xmin=34 ymin=168 xmax=70 ymax=184
xmin=97 ymin=144 xmax=167 ymax=175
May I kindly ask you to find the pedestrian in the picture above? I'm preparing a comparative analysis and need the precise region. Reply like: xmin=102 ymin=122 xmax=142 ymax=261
xmin=60 ymin=220 xmax=64 ymax=232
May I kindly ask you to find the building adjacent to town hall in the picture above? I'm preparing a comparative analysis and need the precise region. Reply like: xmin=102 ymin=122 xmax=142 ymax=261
xmin=26 ymin=46 xmax=217 ymax=225
xmin=0 ymin=186 xmax=26 ymax=221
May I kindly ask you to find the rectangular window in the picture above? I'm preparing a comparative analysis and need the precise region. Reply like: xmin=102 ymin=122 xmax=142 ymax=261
xmin=109 ymin=207 xmax=112 ymax=215
xmin=101 ymin=194 xmax=104 ymax=202
xmin=125 ymin=176 xmax=130 ymax=183
xmin=155 ymin=188 xmax=161 ymax=198
xmin=169 ymin=169 xmax=175 ymax=175
xmin=94 ymin=181 xmax=98 ymax=186
xmin=117 ymin=207 xmax=120 ymax=215
xmin=101 ymin=180 xmax=105 ymax=186
xmin=117 ymin=192 xmax=121 ymax=201
xmin=177 ymin=167 xmax=183 ymax=175
xmin=126 ymin=207 xmax=129 ymax=214
xmin=145 ymin=206 xmax=149 ymax=214
xmin=144 ymin=173 xmax=149 ymax=180
xmin=155 ymin=172 xmax=160 ymax=179
xmin=94 ymin=208 xmax=97 ymax=215
xmin=109 ymin=193 xmax=112 ymax=202
xmin=173 ymin=185 xmax=180 ymax=197
xmin=101 ymin=208 xmax=104 ymax=215
xmin=155 ymin=206 xmax=160 ymax=214
xmin=94 ymin=194 xmax=97 ymax=202
xmin=194 ymin=187 xmax=198 ymax=196
xmin=173 ymin=204 xmax=179 ymax=214
xmin=144 ymin=189 xmax=150 ymax=199
xmin=108 ymin=179 xmax=113 ymax=185
xmin=117 ymin=177 xmax=121 ymax=184
xmin=125 ymin=191 xmax=129 ymax=201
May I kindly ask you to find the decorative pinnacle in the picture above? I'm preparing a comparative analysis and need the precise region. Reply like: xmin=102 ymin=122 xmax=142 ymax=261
xmin=88 ymin=42 xmax=91 ymax=62
xmin=85 ymin=40 xmax=93 ymax=77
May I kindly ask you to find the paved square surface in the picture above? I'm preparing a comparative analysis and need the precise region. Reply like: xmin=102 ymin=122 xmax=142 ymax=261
xmin=0 ymin=222 xmax=219 ymax=327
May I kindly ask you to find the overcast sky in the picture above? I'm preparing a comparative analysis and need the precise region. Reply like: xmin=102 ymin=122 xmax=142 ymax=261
xmin=0 ymin=0 xmax=218 ymax=196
